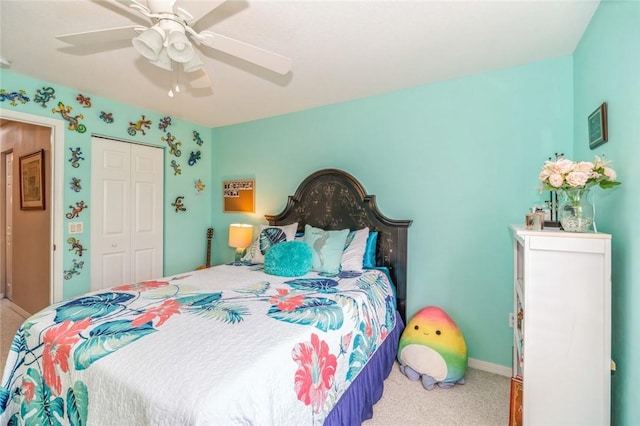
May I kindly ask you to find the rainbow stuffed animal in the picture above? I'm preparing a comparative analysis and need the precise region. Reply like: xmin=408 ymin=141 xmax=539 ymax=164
xmin=398 ymin=306 xmax=468 ymax=390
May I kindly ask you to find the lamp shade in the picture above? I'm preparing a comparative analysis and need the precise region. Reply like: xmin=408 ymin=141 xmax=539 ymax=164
xmin=166 ymin=30 xmax=195 ymax=63
xmin=132 ymin=27 xmax=164 ymax=61
xmin=149 ymin=48 xmax=172 ymax=71
xmin=182 ymin=52 xmax=204 ymax=73
xmin=228 ymin=224 xmax=253 ymax=249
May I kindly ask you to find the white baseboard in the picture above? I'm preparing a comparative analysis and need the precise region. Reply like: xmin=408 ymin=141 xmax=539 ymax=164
xmin=468 ymin=358 xmax=512 ymax=377
xmin=5 ymin=300 xmax=30 ymax=319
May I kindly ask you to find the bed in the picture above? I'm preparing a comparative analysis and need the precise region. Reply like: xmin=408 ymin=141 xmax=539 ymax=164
xmin=1 ymin=168 xmax=412 ymax=425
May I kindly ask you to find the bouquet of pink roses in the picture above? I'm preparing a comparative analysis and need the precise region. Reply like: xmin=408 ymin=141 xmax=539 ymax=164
xmin=539 ymin=155 xmax=621 ymax=191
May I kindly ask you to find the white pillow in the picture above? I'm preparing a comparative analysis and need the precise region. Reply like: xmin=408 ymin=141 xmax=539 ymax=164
xmin=243 ymin=223 xmax=298 ymax=264
xmin=340 ymin=228 xmax=370 ymax=271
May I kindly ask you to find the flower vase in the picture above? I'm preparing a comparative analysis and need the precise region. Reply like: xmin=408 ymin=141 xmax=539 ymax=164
xmin=558 ymin=187 xmax=594 ymax=232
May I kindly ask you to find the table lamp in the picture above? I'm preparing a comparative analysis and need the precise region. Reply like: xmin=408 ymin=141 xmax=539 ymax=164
xmin=228 ymin=223 xmax=253 ymax=263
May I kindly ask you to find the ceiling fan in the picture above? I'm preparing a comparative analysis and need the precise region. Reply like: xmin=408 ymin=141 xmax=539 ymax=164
xmin=56 ymin=0 xmax=292 ymax=94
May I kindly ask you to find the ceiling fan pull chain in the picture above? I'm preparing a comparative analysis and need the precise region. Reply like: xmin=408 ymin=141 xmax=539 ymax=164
xmin=168 ymin=61 xmax=175 ymax=97
xmin=167 ymin=62 xmax=180 ymax=98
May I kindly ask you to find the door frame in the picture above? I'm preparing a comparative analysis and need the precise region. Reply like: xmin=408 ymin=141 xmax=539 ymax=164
xmin=0 ymin=109 xmax=64 ymax=304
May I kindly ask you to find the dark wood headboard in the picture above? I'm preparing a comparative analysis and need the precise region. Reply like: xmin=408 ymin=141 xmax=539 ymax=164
xmin=265 ymin=169 xmax=412 ymax=323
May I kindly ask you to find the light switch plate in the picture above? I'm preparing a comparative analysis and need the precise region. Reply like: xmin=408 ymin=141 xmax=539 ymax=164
xmin=68 ymin=222 xmax=84 ymax=234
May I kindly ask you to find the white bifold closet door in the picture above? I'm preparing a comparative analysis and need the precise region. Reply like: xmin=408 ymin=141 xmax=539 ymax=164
xmin=91 ymin=137 xmax=163 ymax=291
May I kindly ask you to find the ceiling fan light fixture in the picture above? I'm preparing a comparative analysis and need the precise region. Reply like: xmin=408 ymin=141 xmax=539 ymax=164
xmin=0 ymin=57 xmax=11 ymax=69
xmin=182 ymin=53 xmax=204 ymax=73
xmin=132 ymin=26 xmax=164 ymax=61
xmin=149 ymin=48 xmax=173 ymax=71
xmin=166 ymin=30 xmax=195 ymax=63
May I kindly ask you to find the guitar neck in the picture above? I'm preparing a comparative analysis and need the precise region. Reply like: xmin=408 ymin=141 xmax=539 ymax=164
xmin=205 ymin=228 xmax=213 ymax=268
xmin=205 ymin=241 xmax=212 ymax=267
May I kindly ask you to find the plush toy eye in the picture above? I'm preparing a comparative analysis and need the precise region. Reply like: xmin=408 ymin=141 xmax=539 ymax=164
xmin=414 ymin=325 xmax=419 ymax=330
xmin=435 ymin=330 xmax=441 ymax=335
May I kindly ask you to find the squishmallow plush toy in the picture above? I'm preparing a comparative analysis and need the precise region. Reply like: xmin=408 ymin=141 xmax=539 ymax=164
xmin=398 ymin=306 xmax=467 ymax=390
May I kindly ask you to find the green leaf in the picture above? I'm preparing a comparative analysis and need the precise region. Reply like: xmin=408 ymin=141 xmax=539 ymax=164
xmin=286 ymin=278 xmax=339 ymax=293
xmin=54 ymin=293 xmax=134 ymax=322
xmin=335 ymin=294 xmax=360 ymax=324
xmin=599 ymin=180 xmax=621 ymax=189
xmin=20 ymin=368 xmax=64 ymax=426
xmin=356 ymin=273 xmax=388 ymax=310
xmin=268 ymin=297 xmax=343 ymax=331
xmin=346 ymin=333 xmax=371 ymax=380
xmin=0 ymin=387 xmax=9 ymax=412
xmin=186 ymin=301 xmax=249 ymax=324
xmin=66 ymin=381 xmax=88 ymax=426
xmin=74 ymin=320 xmax=156 ymax=370
xmin=175 ymin=293 xmax=222 ymax=307
xmin=234 ymin=281 xmax=270 ymax=295
xmin=9 ymin=329 xmax=26 ymax=354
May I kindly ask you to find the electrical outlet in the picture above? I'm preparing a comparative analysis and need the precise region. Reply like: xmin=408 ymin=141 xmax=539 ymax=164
xmin=509 ymin=312 xmax=515 ymax=328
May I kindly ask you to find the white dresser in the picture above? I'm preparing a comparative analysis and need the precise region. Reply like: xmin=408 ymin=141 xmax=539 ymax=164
xmin=510 ymin=225 xmax=611 ymax=426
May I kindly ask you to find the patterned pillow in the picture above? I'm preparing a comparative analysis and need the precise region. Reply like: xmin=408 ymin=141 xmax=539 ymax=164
xmin=303 ymin=224 xmax=349 ymax=275
xmin=264 ymin=241 xmax=313 ymax=277
xmin=340 ymin=228 xmax=370 ymax=271
xmin=242 ymin=223 xmax=298 ymax=264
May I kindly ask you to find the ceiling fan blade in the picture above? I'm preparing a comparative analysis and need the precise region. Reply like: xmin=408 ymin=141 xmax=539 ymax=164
xmin=96 ymin=0 xmax=150 ymax=25
xmin=188 ymin=67 xmax=212 ymax=89
xmin=184 ymin=0 xmax=227 ymax=25
xmin=199 ymin=32 xmax=292 ymax=75
xmin=57 ymin=26 xmax=140 ymax=46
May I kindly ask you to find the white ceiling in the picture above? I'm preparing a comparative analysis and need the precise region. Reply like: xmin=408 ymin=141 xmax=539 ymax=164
xmin=1 ymin=0 xmax=599 ymax=128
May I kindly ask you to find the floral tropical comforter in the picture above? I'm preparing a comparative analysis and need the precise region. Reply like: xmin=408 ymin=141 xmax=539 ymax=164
xmin=0 ymin=265 xmax=397 ymax=425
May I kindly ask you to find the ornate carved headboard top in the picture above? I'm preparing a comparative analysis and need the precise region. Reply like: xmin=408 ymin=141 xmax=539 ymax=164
xmin=265 ymin=169 xmax=412 ymax=322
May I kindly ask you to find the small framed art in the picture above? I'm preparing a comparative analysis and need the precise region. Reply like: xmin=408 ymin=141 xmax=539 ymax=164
xmin=223 ymin=179 xmax=255 ymax=213
xmin=509 ymin=376 xmax=523 ymax=426
xmin=588 ymin=102 xmax=608 ymax=150
xmin=19 ymin=149 xmax=46 ymax=210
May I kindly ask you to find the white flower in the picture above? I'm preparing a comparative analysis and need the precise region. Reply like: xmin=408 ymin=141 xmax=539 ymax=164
xmin=593 ymin=155 xmax=608 ymax=169
xmin=548 ymin=174 xmax=564 ymax=187
xmin=574 ymin=161 xmax=594 ymax=173
xmin=554 ymin=159 xmax=575 ymax=175
xmin=603 ymin=167 xmax=617 ymax=181
xmin=565 ymin=171 xmax=590 ymax=187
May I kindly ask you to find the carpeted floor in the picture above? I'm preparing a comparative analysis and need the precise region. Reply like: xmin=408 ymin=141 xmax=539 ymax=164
xmin=364 ymin=364 xmax=510 ymax=425
xmin=0 ymin=299 xmax=510 ymax=424
xmin=1 ymin=298 xmax=27 ymax=370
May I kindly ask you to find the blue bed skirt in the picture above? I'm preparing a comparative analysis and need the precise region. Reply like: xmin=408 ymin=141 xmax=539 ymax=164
xmin=324 ymin=311 xmax=405 ymax=425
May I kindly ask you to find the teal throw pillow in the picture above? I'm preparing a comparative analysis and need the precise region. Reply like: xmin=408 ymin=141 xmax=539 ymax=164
xmin=264 ymin=241 xmax=313 ymax=277
xmin=304 ymin=224 xmax=349 ymax=275
xmin=363 ymin=231 xmax=379 ymax=268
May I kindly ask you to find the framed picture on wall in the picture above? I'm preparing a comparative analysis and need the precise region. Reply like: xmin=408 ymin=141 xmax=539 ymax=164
xmin=588 ymin=102 xmax=608 ymax=150
xmin=509 ymin=376 xmax=523 ymax=426
xmin=19 ymin=149 xmax=45 ymax=210
xmin=223 ymin=179 xmax=255 ymax=213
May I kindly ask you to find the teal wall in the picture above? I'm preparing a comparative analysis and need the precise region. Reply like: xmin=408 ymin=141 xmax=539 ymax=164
xmin=573 ymin=1 xmax=640 ymax=424
xmin=211 ymin=56 xmax=574 ymax=367
xmin=0 ymin=70 xmax=213 ymax=299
